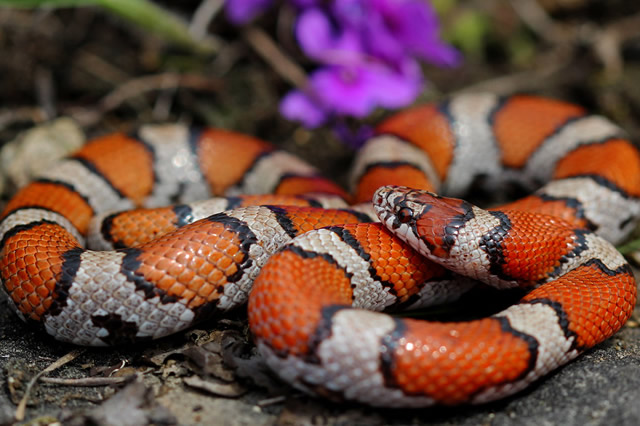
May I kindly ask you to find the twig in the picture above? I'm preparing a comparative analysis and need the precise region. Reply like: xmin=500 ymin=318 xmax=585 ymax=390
xmin=592 ymin=28 xmax=623 ymax=78
xmin=453 ymin=58 xmax=571 ymax=96
xmin=75 ymin=50 xmax=132 ymax=86
xmin=586 ymin=13 xmax=640 ymax=77
xmin=513 ymin=4 xmax=640 ymax=79
xmin=510 ymin=0 xmax=565 ymax=43
xmin=0 ymin=107 xmax=47 ymax=130
xmin=15 ymin=349 xmax=85 ymax=422
xmin=210 ymin=41 xmax=245 ymax=76
xmin=152 ymin=77 xmax=178 ymax=121
xmin=242 ymin=26 xmax=308 ymax=89
xmin=40 ymin=376 xmax=131 ymax=386
xmin=256 ymin=395 xmax=287 ymax=407
xmin=65 ymin=72 xmax=221 ymax=127
xmin=98 ymin=73 xmax=219 ymax=112
xmin=190 ymin=0 xmax=224 ymax=41
xmin=599 ymin=11 xmax=640 ymax=41
xmin=34 ymin=67 xmax=57 ymax=120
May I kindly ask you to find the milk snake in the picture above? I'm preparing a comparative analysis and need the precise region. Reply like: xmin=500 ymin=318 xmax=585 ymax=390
xmin=0 ymin=93 xmax=638 ymax=407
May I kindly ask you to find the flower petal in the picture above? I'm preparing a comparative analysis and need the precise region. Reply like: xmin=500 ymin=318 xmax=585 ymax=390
xmin=290 ymin=0 xmax=322 ymax=8
xmin=392 ymin=1 xmax=461 ymax=66
xmin=280 ymin=90 xmax=329 ymax=128
xmin=295 ymin=8 xmax=335 ymax=60
xmin=225 ymin=0 xmax=274 ymax=24
xmin=310 ymin=66 xmax=376 ymax=117
xmin=366 ymin=61 xmax=423 ymax=108
xmin=308 ymin=62 xmax=423 ymax=118
xmin=296 ymin=8 xmax=364 ymax=64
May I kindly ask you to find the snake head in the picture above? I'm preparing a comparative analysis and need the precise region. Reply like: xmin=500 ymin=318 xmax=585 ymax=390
xmin=373 ymin=185 xmax=475 ymax=260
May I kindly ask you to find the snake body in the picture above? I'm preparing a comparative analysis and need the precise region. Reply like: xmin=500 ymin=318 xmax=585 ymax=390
xmin=1 ymin=93 xmax=639 ymax=406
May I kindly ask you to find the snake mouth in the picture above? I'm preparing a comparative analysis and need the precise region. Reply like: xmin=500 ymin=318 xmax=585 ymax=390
xmin=372 ymin=186 xmax=430 ymax=257
xmin=372 ymin=186 xmax=394 ymax=222
xmin=372 ymin=185 xmax=409 ymax=231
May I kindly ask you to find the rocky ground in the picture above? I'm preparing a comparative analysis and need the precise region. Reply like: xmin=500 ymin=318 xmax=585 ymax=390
xmin=0 ymin=288 xmax=638 ymax=425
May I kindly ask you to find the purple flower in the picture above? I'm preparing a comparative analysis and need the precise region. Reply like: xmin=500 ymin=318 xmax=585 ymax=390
xmin=289 ymin=0 xmax=321 ymax=7
xmin=295 ymin=8 xmax=363 ymax=64
xmin=280 ymin=90 xmax=328 ymax=128
xmin=226 ymin=0 xmax=321 ymax=24
xmin=312 ymin=62 xmax=422 ymax=115
xmin=227 ymin=0 xmax=461 ymax=129
xmin=331 ymin=0 xmax=460 ymax=67
xmin=225 ymin=0 xmax=274 ymax=24
xmin=333 ymin=122 xmax=375 ymax=149
xmin=280 ymin=60 xmax=422 ymax=127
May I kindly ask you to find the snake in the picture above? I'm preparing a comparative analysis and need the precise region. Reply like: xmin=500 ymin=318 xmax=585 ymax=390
xmin=0 ymin=92 xmax=638 ymax=407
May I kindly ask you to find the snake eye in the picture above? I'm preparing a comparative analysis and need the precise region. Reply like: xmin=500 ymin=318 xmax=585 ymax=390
xmin=397 ymin=207 xmax=413 ymax=223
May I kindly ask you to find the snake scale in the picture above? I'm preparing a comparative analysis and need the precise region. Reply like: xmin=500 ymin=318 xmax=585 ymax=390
xmin=1 ymin=93 xmax=638 ymax=406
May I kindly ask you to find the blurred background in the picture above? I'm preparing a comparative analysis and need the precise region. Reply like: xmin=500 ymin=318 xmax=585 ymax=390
xmin=1 ymin=0 xmax=640 ymax=176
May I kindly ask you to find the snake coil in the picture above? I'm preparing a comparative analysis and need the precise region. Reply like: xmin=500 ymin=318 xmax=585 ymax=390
xmin=1 ymin=93 xmax=638 ymax=406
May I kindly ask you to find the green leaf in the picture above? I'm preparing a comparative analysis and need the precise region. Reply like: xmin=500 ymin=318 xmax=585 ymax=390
xmin=446 ymin=9 xmax=491 ymax=58
xmin=0 ymin=0 xmax=97 ymax=6
xmin=95 ymin=0 xmax=217 ymax=55
xmin=617 ymin=238 xmax=640 ymax=256
xmin=0 ymin=0 xmax=217 ymax=55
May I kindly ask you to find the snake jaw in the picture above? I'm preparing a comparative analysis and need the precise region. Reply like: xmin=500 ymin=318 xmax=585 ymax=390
xmin=374 ymin=186 xmax=487 ymax=264
xmin=373 ymin=185 xmax=440 ymax=259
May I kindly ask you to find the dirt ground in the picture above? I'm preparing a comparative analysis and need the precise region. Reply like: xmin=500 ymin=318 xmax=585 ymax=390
xmin=0 ymin=289 xmax=639 ymax=425
xmin=1 ymin=2 xmax=640 ymax=425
